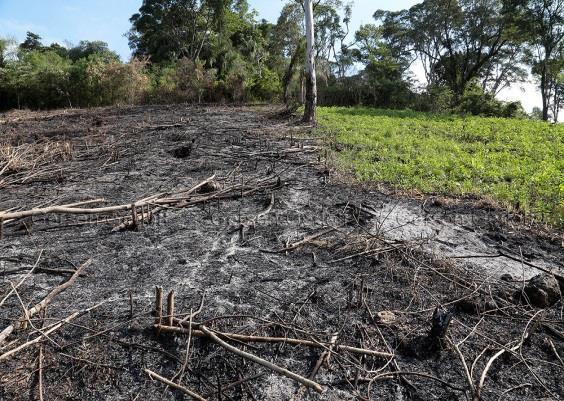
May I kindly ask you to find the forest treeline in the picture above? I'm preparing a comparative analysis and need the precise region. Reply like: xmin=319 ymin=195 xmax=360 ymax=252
xmin=0 ymin=0 xmax=562 ymax=121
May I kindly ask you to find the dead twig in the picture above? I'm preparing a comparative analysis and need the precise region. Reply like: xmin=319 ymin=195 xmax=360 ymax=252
xmin=0 ymin=311 xmax=79 ymax=362
xmin=156 ymin=324 xmax=393 ymax=358
xmin=0 ymin=259 xmax=90 ymax=346
xmin=261 ymin=227 xmax=336 ymax=253
xmin=144 ymin=368 xmax=207 ymax=401
xmin=198 ymin=325 xmax=325 ymax=393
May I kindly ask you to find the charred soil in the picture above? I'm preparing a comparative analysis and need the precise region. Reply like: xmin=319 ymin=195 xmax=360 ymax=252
xmin=0 ymin=105 xmax=562 ymax=401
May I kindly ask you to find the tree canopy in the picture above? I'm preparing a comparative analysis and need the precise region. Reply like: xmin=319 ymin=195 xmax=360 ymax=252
xmin=0 ymin=0 xmax=561 ymax=120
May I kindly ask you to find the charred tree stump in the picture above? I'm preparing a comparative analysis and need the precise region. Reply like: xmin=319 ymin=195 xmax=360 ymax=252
xmin=429 ymin=306 xmax=452 ymax=349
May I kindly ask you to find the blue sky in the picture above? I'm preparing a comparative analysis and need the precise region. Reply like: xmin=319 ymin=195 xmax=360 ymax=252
xmin=0 ymin=0 xmax=418 ymax=61
xmin=0 ymin=0 xmax=540 ymax=111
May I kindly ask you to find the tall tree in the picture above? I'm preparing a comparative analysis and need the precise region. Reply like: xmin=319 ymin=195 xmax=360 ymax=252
xmin=19 ymin=32 xmax=43 ymax=52
xmin=303 ymin=0 xmax=317 ymax=122
xmin=520 ymin=0 xmax=564 ymax=120
xmin=0 ymin=38 xmax=8 ymax=68
xmin=375 ymin=0 xmax=523 ymax=101
xmin=128 ymin=0 xmax=218 ymax=63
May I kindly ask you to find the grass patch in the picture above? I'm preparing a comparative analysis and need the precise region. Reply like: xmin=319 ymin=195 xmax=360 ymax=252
xmin=317 ymin=107 xmax=564 ymax=227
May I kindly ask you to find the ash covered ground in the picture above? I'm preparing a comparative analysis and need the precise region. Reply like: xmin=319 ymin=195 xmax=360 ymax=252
xmin=0 ymin=105 xmax=562 ymax=401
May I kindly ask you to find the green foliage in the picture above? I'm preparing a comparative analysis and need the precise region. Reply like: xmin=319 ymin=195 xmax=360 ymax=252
xmin=248 ymin=67 xmax=281 ymax=101
xmin=1 ymin=50 xmax=72 ymax=109
xmin=149 ymin=58 xmax=217 ymax=103
xmin=19 ymin=32 xmax=43 ymax=52
xmin=318 ymin=107 xmax=564 ymax=226
xmin=67 ymin=41 xmax=119 ymax=62
xmin=456 ymin=83 xmax=527 ymax=118
xmin=374 ymin=0 xmax=525 ymax=100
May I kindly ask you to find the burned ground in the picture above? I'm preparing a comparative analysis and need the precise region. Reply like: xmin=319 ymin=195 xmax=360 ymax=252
xmin=0 ymin=105 xmax=562 ymax=401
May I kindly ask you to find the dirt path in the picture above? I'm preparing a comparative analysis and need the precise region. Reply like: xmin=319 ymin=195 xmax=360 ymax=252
xmin=0 ymin=105 xmax=562 ymax=401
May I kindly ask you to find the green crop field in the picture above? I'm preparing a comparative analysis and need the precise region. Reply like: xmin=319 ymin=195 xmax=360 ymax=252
xmin=317 ymin=107 xmax=564 ymax=227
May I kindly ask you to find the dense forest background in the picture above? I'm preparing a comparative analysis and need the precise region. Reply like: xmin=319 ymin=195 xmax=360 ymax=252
xmin=0 ymin=0 xmax=562 ymax=121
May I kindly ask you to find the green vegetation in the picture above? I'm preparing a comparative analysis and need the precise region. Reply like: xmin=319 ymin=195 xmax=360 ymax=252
xmin=1 ymin=0 xmax=563 ymax=121
xmin=318 ymin=107 xmax=564 ymax=226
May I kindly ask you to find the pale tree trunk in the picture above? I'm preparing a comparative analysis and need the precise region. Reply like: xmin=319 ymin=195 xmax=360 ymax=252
xmin=303 ymin=0 xmax=317 ymax=123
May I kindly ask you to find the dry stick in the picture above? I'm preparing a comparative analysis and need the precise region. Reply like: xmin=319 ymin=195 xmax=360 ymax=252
xmin=495 ymin=383 xmax=532 ymax=401
xmin=144 ymin=368 xmax=207 ymax=401
xmin=167 ymin=290 xmax=175 ymax=327
xmin=19 ymin=259 xmax=91 ymax=331
xmin=0 ymin=259 xmax=90 ymax=346
xmin=451 ymin=252 xmax=564 ymax=282
xmin=548 ymin=339 xmax=564 ymax=368
xmin=291 ymin=332 xmax=339 ymax=400
xmin=327 ymin=246 xmax=398 ymax=264
xmin=179 ymin=292 xmax=205 ymax=324
xmin=310 ymin=333 xmax=338 ymax=378
xmin=112 ymin=175 xmax=218 ymax=232
xmin=131 ymin=203 xmax=138 ymax=229
xmin=0 ymin=176 xmax=220 ymax=222
xmin=155 ymin=287 xmax=163 ymax=325
xmin=261 ymin=227 xmax=336 ymax=253
xmin=446 ymin=337 xmax=475 ymax=397
xmin=473 ymin=343 xmax=521 ymax=401
xmin=0 ymin=249 xmax=44 ymax=308
xmin=0 ymin=312 xmax=79 ymax=363
xmin=157 ymin=325 xmax=393 ymax=358
xmin=198 ymin=325 xmax=324 ymax=394
xmin=1 ymin=199 xmax=105 ymax=225
xmin=38 ymin=342 xmax=44 ymax=401
xmin=473 ymin=311 xmax=537 ymax=401
xmin=0 ymin=199 xmax=114 ymax=221
xmin=172 ymin=308 xmax=193 ymax=384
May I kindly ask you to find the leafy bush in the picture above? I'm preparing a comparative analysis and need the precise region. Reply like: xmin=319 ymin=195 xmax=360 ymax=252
xmin=149 ymin=58 xmax=216 ymax=103
xmin=69 ymin=55 xmax=149 ymax=107
xmin=249 ymin=67 xmax=282 ymax=101
xmin=0 ymin=50 xmax=72 ymax=109
xmin=456 ymin=84 xmax=526 ymax=118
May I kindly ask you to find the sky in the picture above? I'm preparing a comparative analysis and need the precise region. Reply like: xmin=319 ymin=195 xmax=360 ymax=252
xmin=0 ymin=0 xmax=541 ymax=112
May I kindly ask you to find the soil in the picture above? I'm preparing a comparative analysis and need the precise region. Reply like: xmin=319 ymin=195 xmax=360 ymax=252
xmin=0 ymin=104 xmax=562 ymax=401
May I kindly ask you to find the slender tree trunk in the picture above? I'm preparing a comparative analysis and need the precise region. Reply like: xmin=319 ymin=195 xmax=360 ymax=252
xmin=303 ymin=0 xmax=317 ymax=123
xmin=283 ymin=44 xmax=301 ymax=105
xmin=300 ymin=73 xmax=305 ymax=104
xmin=541 ymin=63 xmax=550 ymax=121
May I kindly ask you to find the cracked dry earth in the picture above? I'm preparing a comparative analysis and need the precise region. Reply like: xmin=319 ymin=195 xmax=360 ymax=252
xmin=0 ymin=104 xmax=562 ymax=401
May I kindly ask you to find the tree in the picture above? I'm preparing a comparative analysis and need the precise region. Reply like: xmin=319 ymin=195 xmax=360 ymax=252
xmin=375 ymin=0 xmax=523 ymax=102
xmin=19 ymin=32 xmax=43 ymax=52
xmin=68 ymin=40 xmax=119 ymax=62
xmin=547 ymin=51 xmax=564 ymax=121
xmin=128 ymin=0 xmax=215 ymax=63
xmin=271 ymin=3 xmax=304 ymax=104
xmin=519 ymin=0 xmax=564 ymax=120
xmin=0 ymin=38 xmax=9 ymax=68
xmin=303 ymin=0 xmax=317 ymax=122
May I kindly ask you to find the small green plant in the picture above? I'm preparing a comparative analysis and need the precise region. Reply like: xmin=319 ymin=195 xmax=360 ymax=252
xmin=318 ymin=107 xmax=564 ymax=226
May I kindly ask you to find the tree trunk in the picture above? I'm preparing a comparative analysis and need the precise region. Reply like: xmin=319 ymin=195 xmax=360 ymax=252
xmin=541 ymin=71 xmax=549 ymax=121
xmin=303 ymin=0 xmax=317 ymax=123
xmin=283 ymin=44 xmax=302 ymax=105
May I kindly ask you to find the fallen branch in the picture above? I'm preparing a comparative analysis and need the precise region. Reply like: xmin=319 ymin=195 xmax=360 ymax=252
xmin=112 ymin=175 xmax=217 ymax=232
xmin=0 ymin=259 xmax=90 ymax=346
xmin=144 ymin=368 xmax=207 ymax=401
xmin=198 ymin=325 xmax=324 ymax=393
xmin=0 ymin=249 xmax=43 ymax=308
xmin=0 ymin=176 xmax=219 ymax=222
xmin=261 ymin=227 xmax=336 ymax=253
xmin=0 ymin=311 xmax=79 ymax=363
xmin=156 ymin=324 xmax=393 ymax=358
